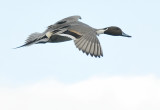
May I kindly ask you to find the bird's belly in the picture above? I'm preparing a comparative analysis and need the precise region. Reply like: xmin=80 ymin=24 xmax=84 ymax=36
xmin=49 ymin=35 xmax=72 ymax=43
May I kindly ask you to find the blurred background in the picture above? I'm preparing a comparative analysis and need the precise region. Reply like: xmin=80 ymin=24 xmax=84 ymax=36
xmin=0 ymin=0 xmax=160 ymax=110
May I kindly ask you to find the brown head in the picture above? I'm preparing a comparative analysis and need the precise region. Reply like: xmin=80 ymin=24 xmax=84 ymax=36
xmin=103 ymin=26 xmax=131 ymax=37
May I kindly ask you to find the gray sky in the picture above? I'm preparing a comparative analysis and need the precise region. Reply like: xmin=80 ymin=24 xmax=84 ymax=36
xmin=0 ymin=0 xmax=160 ymax=110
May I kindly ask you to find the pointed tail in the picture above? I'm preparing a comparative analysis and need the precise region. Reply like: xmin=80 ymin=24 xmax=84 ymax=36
xmin=14 ymin=32 xmax=43 ymax=49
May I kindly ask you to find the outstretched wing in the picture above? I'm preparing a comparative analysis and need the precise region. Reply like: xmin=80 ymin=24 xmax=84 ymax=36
xmin=74 ymin=32 xmax=103 ymax=58
xmin=48 ymin=15 xmax=81 ymax=29
xmin=59 ymin=22 xmax=103 ymax=57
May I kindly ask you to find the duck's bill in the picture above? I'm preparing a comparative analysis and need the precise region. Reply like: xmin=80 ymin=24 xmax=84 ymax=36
xmin=122 ymin=32 xmax=132 ymax=37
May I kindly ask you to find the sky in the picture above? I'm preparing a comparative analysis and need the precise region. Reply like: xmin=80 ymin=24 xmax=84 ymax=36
xmin=0 ymin=0 xmax=160 ymax=110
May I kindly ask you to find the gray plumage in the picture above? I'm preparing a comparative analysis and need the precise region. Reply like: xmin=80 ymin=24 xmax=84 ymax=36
xmin=16 ymin=15 xmax=131 ymax=58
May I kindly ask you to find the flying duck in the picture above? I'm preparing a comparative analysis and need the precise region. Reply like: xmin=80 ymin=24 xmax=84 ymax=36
xmin=16 ymin=15 xmax=131 ymax=57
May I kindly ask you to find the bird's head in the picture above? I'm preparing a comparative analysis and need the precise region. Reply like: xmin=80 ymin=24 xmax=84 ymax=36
xmin=103 ymin=26 xmax=131 ymax=37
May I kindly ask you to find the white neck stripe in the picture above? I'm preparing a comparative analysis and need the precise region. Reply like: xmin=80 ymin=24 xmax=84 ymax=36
xmin=96 ymin=29 xmax=105 ymax=35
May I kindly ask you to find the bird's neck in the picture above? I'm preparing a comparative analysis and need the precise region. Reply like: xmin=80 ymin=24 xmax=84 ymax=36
xmin=96 ymin=29 xmax=105 ymax=35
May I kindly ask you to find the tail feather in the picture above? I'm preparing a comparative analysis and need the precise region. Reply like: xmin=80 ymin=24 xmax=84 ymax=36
xmin=14 ymin=32 xmax=43 ymax=49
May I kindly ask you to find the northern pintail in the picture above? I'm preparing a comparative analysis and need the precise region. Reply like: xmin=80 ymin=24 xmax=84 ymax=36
xmin=16 ymin=15 xmax=131 ymax=57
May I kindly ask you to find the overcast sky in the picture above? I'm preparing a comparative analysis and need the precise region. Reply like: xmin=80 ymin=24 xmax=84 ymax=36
xmin=0 ymin=0 xmax=160 ymax=110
